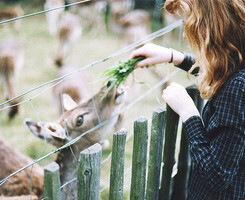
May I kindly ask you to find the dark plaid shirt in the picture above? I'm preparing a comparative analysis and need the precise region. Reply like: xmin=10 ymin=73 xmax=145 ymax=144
xmin=181 ymin=65 xmax=245 ymax=199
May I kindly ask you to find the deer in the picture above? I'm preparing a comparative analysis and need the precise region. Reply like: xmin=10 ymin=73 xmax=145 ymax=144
xmin=66 ymin=0 xmax=107 ymax=32
xmin=55 ymin=13 xmax=82 ymax=67
xmin=0 ymin=6 xmax=24 ymax=34
xmin=25 ymin=81 xmax=126 ymax=199
xmin=0 ymin=135 xmax=43 ymax=199
xmin=44 ymin=0 xmax=65 ymax=36
xmin=0 ymin=40 xmax=24 ymax=120
xmin=53 ymin=65 xmax=90 ymax=115
xmin=118 ymin=9 xmax=151 ymax=46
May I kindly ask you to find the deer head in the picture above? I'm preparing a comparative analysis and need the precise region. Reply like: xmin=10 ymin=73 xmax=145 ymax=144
xmin=25 ymin=83 xmax=125 ymax=152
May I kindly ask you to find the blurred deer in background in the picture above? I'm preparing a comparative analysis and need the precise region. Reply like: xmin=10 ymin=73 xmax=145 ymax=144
xmin=0 ymin=40 xmax=24 ymax=120
xmin=67 ymin=0 xmax=106 ymax=33
xmin=25 ymin=82 xmax=126 ymax=199
xmin=109 ymin=0 xmax=133 ymax=34
xmin=53 ymin=65 xmax=90 ymax=114
xmin=0 ymin=6 xmax=24 ymax=34
xmin=55 ymin=13 xmax=82 ymax=67
xmin=119 ymin=9 xmax=150 ymax=46
xmin=44 ymin=0 xmax=65 ymax=36
xmin=0 ymin=136 xmax=43 ymax=199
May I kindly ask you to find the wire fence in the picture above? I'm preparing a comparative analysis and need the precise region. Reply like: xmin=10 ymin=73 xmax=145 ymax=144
xmin=0 ymin=1 xmax=184 ymax=198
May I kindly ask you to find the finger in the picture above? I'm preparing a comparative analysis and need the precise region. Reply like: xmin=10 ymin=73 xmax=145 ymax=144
xmin=162 ymin=87 xmax=173 ymax=96
xmin=162 ymin=93 xmax=172 ymax=103
xmin=134 ymin=58 xmax=154 ymax=68
xmin=169 ymin=82 xmax=180 ymax=87
xmin=129 ymin=48 xmax=145 ymax=59
xmin=170 ymin=82 xmax=185 ymax=90
xmin=163 ymin=84 xmax=175 ymax=92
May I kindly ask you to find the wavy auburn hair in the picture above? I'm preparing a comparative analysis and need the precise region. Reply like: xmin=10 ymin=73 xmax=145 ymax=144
xmin=165 ymin=0 xmax=245 ymax=99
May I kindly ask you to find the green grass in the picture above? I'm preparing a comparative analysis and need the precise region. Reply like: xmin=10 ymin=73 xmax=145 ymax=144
xmin=0 ymin=4 xmax=195 ymax=199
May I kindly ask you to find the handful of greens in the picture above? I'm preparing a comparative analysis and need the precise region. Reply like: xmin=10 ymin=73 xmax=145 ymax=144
xmin=102 ymin=56 xmax=146 ymax=99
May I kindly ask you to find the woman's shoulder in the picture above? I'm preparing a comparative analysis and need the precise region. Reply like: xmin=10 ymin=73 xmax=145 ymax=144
xmin=225 ymin=69 xmax=245 ymax=92
xmin=213 ymin=69 xmax=245 ymax=104
xmin=210 ymin=69 xmax=245 ymax=127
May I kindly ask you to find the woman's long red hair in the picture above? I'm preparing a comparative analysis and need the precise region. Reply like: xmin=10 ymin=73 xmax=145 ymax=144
xmin=165 ymin=0 xmax=245 ymax=99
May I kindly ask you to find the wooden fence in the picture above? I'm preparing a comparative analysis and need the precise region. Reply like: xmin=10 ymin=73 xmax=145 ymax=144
xmin=43 ymin=86 xmax=203 ymax=200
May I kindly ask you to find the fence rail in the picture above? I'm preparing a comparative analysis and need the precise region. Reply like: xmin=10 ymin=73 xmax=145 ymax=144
xmin=43 ymin=87 xmax=203 ymax=200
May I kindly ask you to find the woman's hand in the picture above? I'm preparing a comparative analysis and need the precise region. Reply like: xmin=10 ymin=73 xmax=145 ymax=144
xmin=130 ymin=43 xmax=185 ymax=68
xmin=162 ymin=83 xmax=200 ymax=122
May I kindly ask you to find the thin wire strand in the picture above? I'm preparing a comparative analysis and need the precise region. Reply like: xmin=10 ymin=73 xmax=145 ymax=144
xmin=0 ymin=0 xmax=91 ymax=25
xmin=0 ymin=78 xmax=65 ymax=112
xmin=61 ymin=128 xmax=134 ymax=189
xmin=0 ymin=69 xmax=179 ymax=187
xmin=60 ymin=82 xmax=78 ymax=163
xmin=101 ymin=129 xmax=133 ymax=165
xmin=30 ymin=101 xmax=48 ymax=200
xmin=0 ymin=20 xmax=182 ymax=110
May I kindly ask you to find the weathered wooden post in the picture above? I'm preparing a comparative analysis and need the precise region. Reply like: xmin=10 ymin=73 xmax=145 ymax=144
xmin=146 ymin=108 xmax=166 ymax=200
xmin=77 ymin=143 xmax=102 ymax=200
xmin=170 ymin=128 xmax=191 ymax=200
xmin=159 ymin=105 xmax=180 ymax=200
xmin=109 ymin=129 xmax=127 ymax=200
xmin=44 ymin=162 xmax=61 ymax=200
xmin=130 ymin=117 xmax=148 ymax=200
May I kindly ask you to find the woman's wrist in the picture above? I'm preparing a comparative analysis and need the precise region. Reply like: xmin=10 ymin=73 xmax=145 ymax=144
xmin=181 ymin=109 xmax=200 ymax=122
xmin=171 ymin=49 xmax=185 ymax=66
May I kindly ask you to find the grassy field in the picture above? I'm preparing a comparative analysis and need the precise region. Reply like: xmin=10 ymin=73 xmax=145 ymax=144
xmin=0 ymin=3 xmax=195 ymax=199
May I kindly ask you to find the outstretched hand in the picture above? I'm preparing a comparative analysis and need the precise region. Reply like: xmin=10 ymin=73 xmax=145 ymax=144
xmin=130 ymin=43 xmax=173 ymax=68
xmin=162 ymin=83 xmax=200 ymax=122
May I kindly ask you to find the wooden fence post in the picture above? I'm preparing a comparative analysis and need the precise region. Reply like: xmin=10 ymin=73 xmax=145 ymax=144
xmin=130 ymin=117 xmax=148 ymax=200
xmin=44 ymin=162 xmax=61 ymax=200
xmin=146 ymin=108 xmax=166 ymax=200
xmin=170 ymin=128 xmax=191 ymax=200
xmin=109 ymin=129 xmax=127 ymax=200
xmin=159 ymin=105 xmax=180 ymax=200
xmin=186 ymin=85 xmax=204 ymax=113
xmin=171 ymin=86 xmax=204 ymax=200
xmin=77 ymin=143 xmax=102 ymax=200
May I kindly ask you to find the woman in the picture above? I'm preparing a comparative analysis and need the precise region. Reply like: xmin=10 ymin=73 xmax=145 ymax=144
xmin=130 ymin=0 xmax=245 ymax=199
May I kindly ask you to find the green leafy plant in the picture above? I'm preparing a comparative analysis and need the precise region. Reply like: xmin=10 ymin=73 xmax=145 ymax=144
xmin=102 ymin=56 xmax=146 ymax=100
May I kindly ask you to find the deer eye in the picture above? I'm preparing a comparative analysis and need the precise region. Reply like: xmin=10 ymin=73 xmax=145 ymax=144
xmin=76 ymin=115 xmax=84 ymax=126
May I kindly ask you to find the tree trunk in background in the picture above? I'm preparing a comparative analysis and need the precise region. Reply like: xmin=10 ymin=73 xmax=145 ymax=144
xmin=134 ymin=0 xmax=155 ymax=10
xmin=134 ymin=0 xmax=164 ymax=30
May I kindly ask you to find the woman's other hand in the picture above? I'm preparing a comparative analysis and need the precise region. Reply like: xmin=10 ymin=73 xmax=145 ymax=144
xmin=162 ymin=83 xmax=200 ymax=122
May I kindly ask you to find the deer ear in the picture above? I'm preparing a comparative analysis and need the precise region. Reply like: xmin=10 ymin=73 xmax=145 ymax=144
xmin=24 ymin=119 xmax=68 ymax=147
xmin=62 ymin=94 xmax=78 ymax=111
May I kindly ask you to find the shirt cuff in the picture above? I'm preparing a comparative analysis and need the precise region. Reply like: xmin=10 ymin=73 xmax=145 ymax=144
xmin=183 ymin=115 xmax=205 ymax=142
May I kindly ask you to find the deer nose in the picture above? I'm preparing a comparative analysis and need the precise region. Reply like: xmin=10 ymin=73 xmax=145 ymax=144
xmin=106 ymin=79 xmax=114 ymax=87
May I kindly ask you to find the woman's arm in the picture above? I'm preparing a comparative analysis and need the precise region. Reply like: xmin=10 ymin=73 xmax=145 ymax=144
xmin=130 ymin=43 xmax=198 ymax=74
xmin=130 ymin=43 xmax=185 ymax=68
xmin=183 ymin=76 xmax=245 ymax=191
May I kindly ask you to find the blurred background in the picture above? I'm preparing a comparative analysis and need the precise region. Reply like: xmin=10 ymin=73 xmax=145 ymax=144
xmin=0 ymin=0 xmax=194 ymax=199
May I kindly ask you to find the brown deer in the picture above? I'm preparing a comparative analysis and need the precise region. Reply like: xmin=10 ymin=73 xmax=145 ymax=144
xmin=44 ymin=0 xmax=65 ymax=36
xmin=66 ymin=0 xmax=107 ymax=32
xmin=0 ymin=40 xmax=24 ymax=120
xmin=0 ymin=6 xmax=24 ymax=34
xmin=53 ymin=65 xmax=90 ymax=114
xmin=119 ymin=9 xmax=151 ymax=46
xmin=0 ymin=136 xmax=43 ymax=199
xmin=55 ymin=13 xmax=82 ymax=67
xmin=25 ymin=82 xmax=125 ymax=199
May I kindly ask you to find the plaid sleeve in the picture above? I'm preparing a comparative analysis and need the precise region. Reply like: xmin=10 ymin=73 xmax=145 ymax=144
xmin=176 ymin=52 xmax=199 ymax=75
xmin=183 ymin=76 xmax=245 ymax=191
